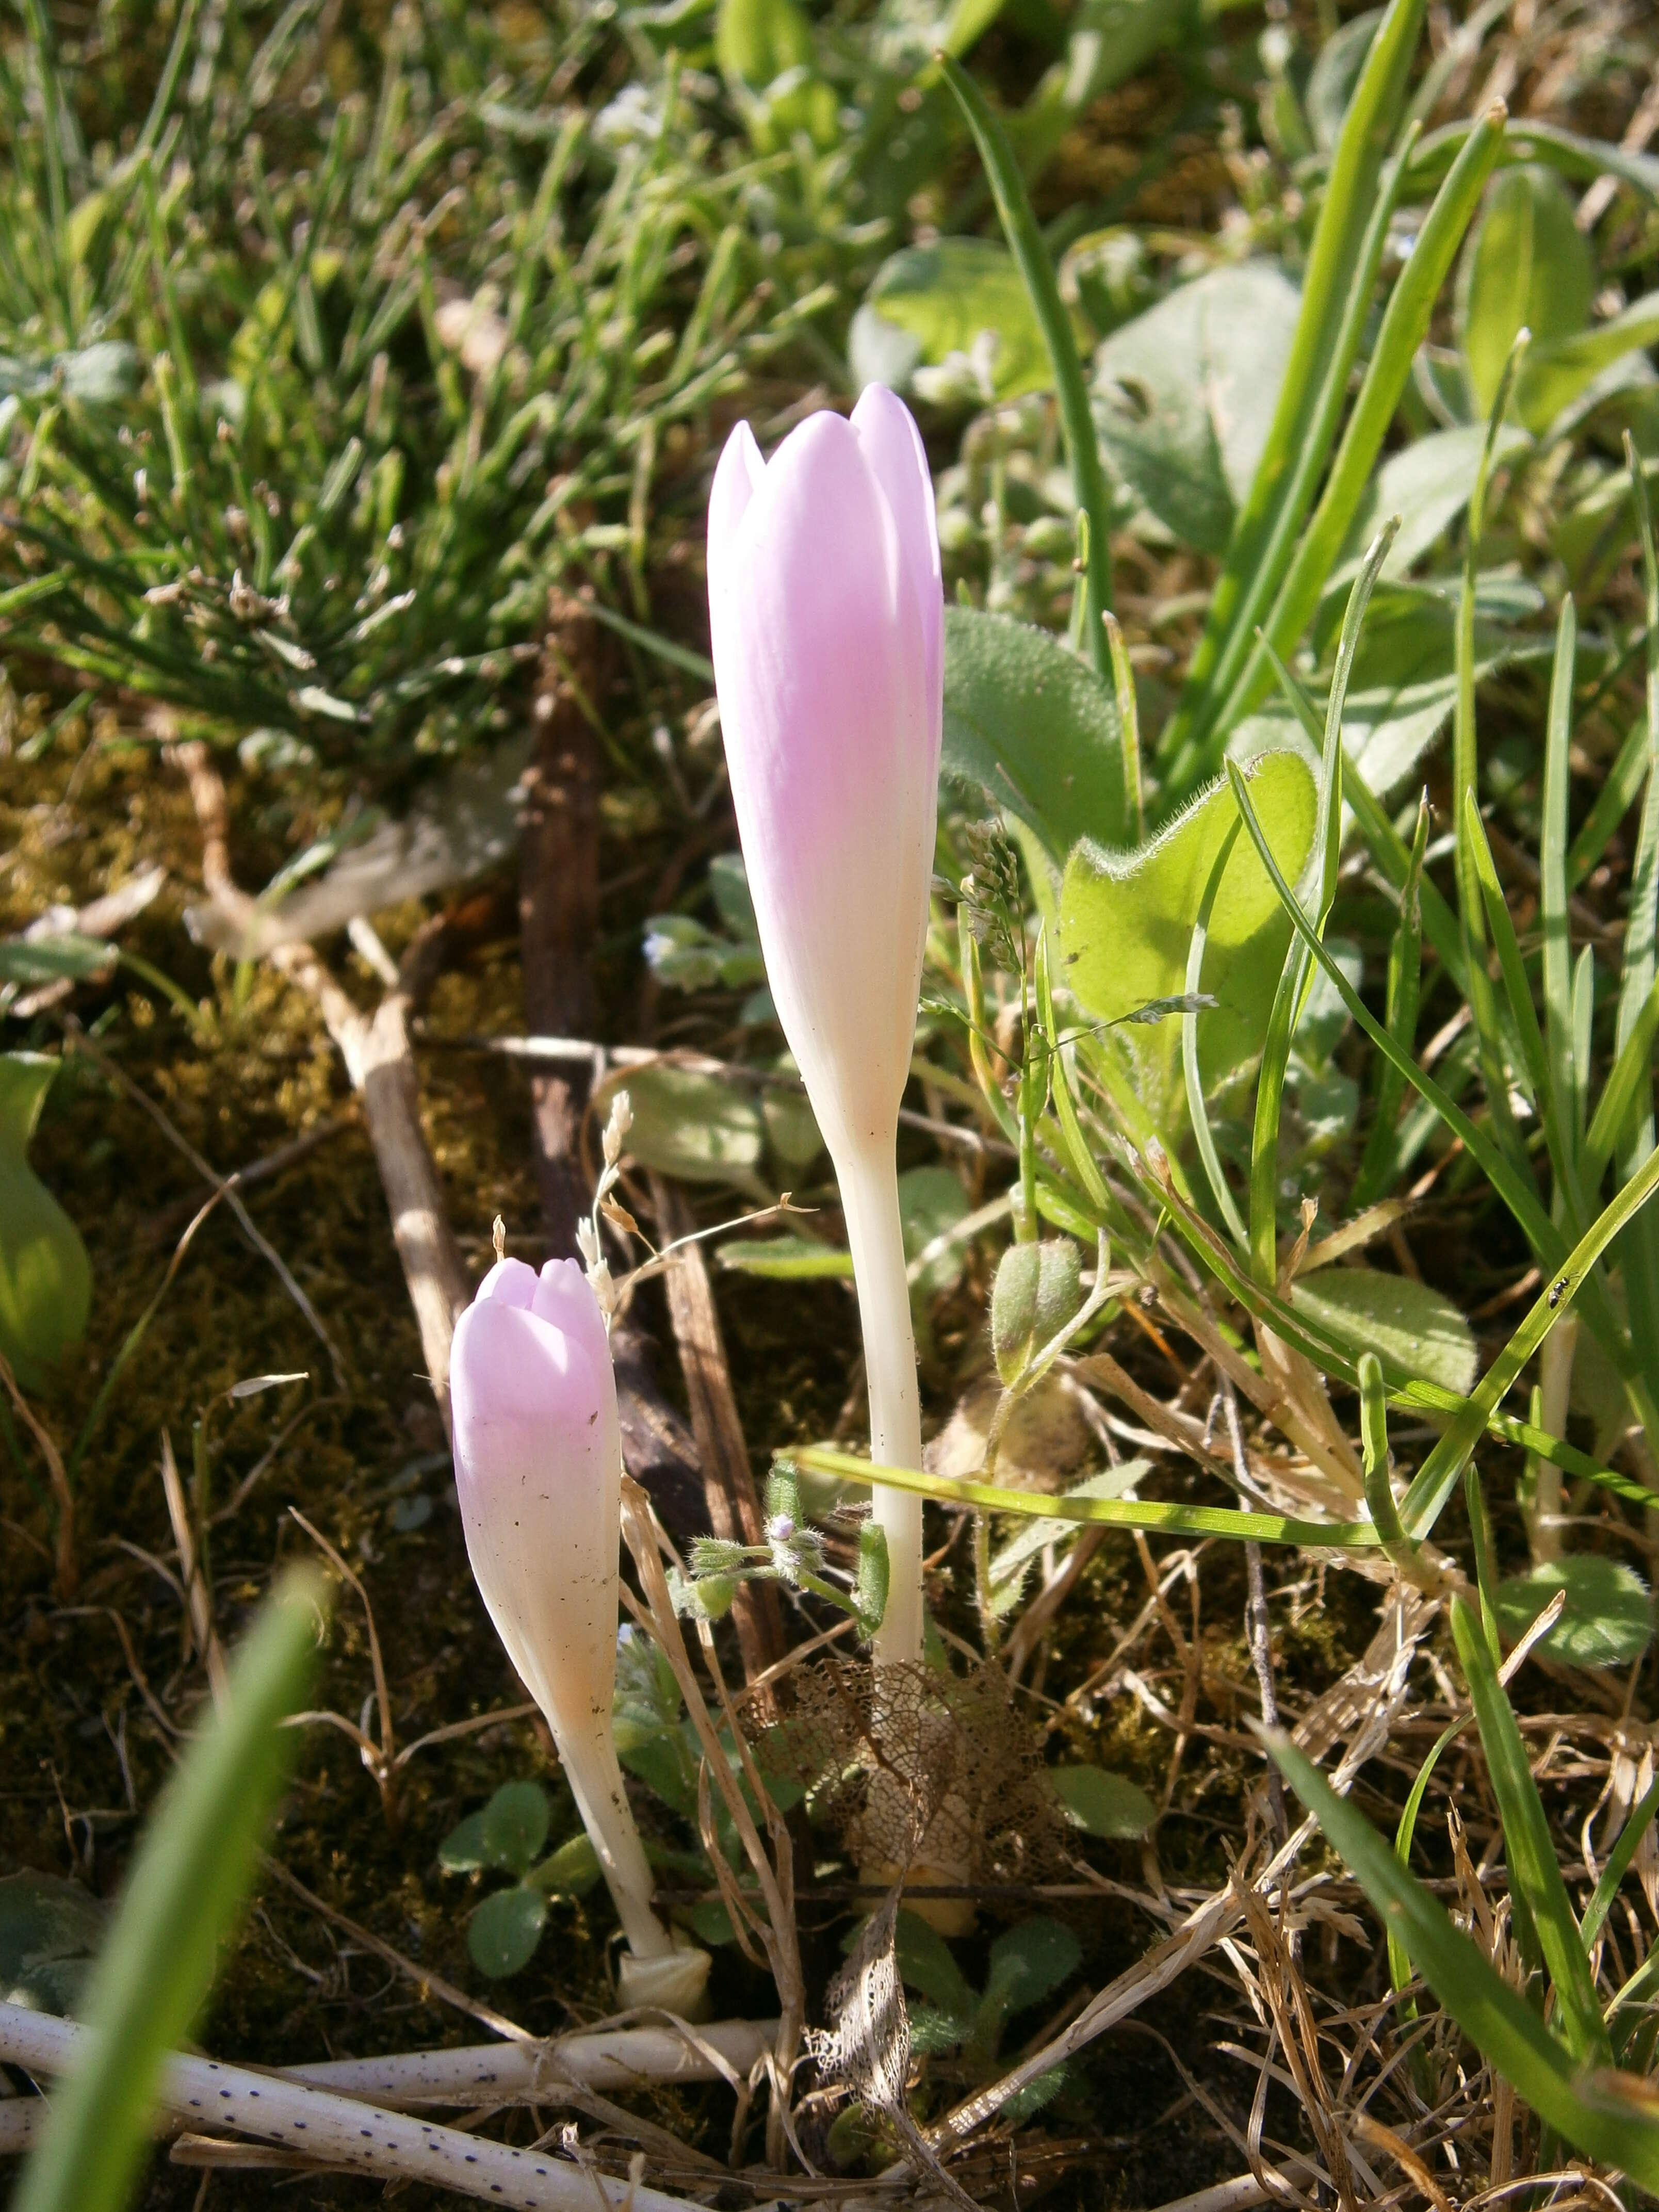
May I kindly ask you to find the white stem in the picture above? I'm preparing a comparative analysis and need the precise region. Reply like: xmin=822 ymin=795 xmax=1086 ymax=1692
xmin=837 ymin=1138 xmax=924 ymax=1666
xmin=557 ymin=1728 xmax=676 ymax=1960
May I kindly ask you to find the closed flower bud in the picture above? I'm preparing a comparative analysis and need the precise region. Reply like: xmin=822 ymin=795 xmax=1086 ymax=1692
xmin=451 ymin=1256 xmax=708 ymax=2011
xmin=708 ymin=385 xmax=944 ymax=1664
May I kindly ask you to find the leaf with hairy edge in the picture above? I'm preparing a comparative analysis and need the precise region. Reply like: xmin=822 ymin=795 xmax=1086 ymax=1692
xmin=942 ymin=606 xmax=1127 ymax=857
xmin=1057 ymin=750 xmax=1317 ymax=1126
xmin=1291 ymin=1267 xmax=1476 ymax=1395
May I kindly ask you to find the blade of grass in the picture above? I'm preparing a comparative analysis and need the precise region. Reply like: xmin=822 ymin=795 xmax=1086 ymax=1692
xmin=788 ymin=1444 xmax=1383 ymax=1550
xmin=1229 ymin=753 xmax=1659 ymax=1512
xmin=1568 ymin=714 xmax=1650 ymax=891
xmin=1248 ymin=520 xmax=1395 ymax=1283
xmin=1215 ymin=101 xmax=1508 ymax=739
xmin=938 ymin=53 xmax=1113 ymax=673
xmin=1397 ymin=1137 xmax=1659 ymax=1537
xmin=1585 ymin=976 xmax=1659 ymax=1190
xmin=1226 ymin=755 xmax=1556 ymax=1256
xmin=1449 ymin=1591 xmax=1611 ymax=2063
xmin=1583 ymin=1777 xmax=1659 ymax=1956
xmin=1160 ymin=0 xmax=1426 ymax=783
xmin=1541 ymin=596 xmax=1580 ymax=1157
xmin=1353 ymin=794 xmax=1428 ymax=1209
xmin=15 ymin=1569 xmax=324 ymax=2212
xmin=1453 ymin=331 xmax=1536 ymax=1192
xmin=1613 ymin=434 xmax=1659 ymax=1425
xmin=1267 ymin=1729 xmax=1659 ymax=2189
xmin=1255 ymin=635 xmax=1469 ymax=995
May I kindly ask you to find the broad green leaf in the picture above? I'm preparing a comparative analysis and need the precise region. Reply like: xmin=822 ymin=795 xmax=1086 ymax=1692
xmin=985 ymin=1916 xmax=1080 ymax=2010
xmin=1515 ymin=291 xmax=1659 ymax=436
xmin=437 ymin=1810 xmax=491 ymax=1872
xmin=1458 ymin=166 xmax=1594 ymax=416
xmin=601 ymin=1063 xmax=767 ymax=1194
xmin=1495 ymin=1558 xmax=1654 ymax=1669
xmin=1332 ymin=425 xmax=1532 ymax=594
xmin=0 ymin=932 xmax=116 ymax=986
xmin=760 ymin=1064 xmax=822 ymax=1170
xmin=1091 ymin=264 xmax=1302 ymax=557
xmin=894 ymin=1907 xmax=975 ymax=2019
xmin=0 ymin=1052 xmax=92 ymax=1390
xmin=1050 ymin=1764 xmax=1157 ymax=1838
xmin=467 ymin=1883 xmax=548 ymax=1978
xmin=529 ymin=1830 xmax=603 ymax=1897
xmin=1058 ymin=750 xmax=1318 ymax=1124
xmin=15 ymin=1571 xmax=322 ymax=2212
xmin=480 ymin=1780 xmax=550 ymax=1878
xmin=850 ymin=240 xmax=1050 ymax=401
xmin=898 ymin=1164 xmax=971 ymax=1294
xmin=0 ymin=1870 xmax=104 ymax=2014
xmin=941 ymin=606 xmax=1127 ymax=856
xmin=1291 ymin=1267 xmax=1477 ymax=1395
xmin=1268 ymin=1728 xmax=1659 ymax=2188
xmin=1232 ymin=587 xmax=1551 ymax=808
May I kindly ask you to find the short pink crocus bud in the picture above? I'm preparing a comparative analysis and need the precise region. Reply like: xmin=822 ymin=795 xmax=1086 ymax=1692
xmin=707 ymin=385 xmax=943 ymax=1666
xmin=451 ymin=1256 xmax=707 ymax=2009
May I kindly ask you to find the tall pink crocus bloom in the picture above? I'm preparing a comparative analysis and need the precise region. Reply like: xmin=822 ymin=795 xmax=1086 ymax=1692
xmin=451 ymin=1256 xmax=708 ymax=2010
xmin=708 ymin=385 xmax=944 ymax=1666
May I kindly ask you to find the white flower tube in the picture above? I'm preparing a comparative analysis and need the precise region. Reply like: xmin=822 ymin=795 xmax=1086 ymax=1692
xmin=451 ymin=1256 xmax=708 ymax=2012
xmin=707 ymin=385 xmax=944 ymax=1666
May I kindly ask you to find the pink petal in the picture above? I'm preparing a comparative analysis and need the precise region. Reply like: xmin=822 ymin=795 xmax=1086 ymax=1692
xmin=851 ymin=383 xmax=942 ymax=746
xmin=709 ymin=406 xmax=936 ymax=1154
xmin=476 ymin=1257 xmax=539 ymax=1310
xmin=706 ymin=419 xmax=766 ymax=619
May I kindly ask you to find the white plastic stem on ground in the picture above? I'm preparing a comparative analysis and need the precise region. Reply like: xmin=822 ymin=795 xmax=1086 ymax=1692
xmin=0 ymin=2002 xmax=696 ymax=2208
xmin=838 ymin=1138 xmax=924 ymax=1667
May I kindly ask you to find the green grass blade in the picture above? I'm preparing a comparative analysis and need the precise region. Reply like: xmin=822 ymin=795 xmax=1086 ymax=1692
xmin=1453 ymin=332 xmax=1537 ymax=1191
xmin=789 ymin=1445 xmax=1382 ymax=1550
xmin=1613 ymin=435 xmax=1659 ymax=1407
xmin=1184 ymin=819 xmax=1248 ymax=1246
xmin=939 ymin=54 xmax=1114 ymax=674
xmin=1354 ymin=794 xmax=1428 ymax=1209
xmin=1449 ymin=1592 xmax=1611 ymax=2064
xmin=1582 ymin=1777 xmax=1659 ymax=1956
xmin=1219 ymin=100 xmax=1508 ymax=734
xmin=1396 ymin=1139 xmax=1659 ymax=1536
xmin=1568 ymin=714 xmax=1650 ymax=891
xmin=1585 ymin=977 xmax=1659 ymax=1190
xmin=1248 ymin=520 xmax=1394 ymax=1283
xmin=1391 ymin=1713 xmax=1469 ymax=2002
xmin=15 ymin=1569 xmax=323 ymax=2212
xmin=1465 ymin=791 xmax=1572 ymax=1175
xmin=1255 ymin=635 xmax=1469 ymax=994
xmin=1160 ymin=0 xmax=1425 ymax=782
xmin=1541 ymin=596 xmax=1580 ymax=1154
xmin=1225 ymin=756 xmax=1556 ymax=1259
xmin=1267 ymin=1729 xmax=1659 ymax=2189
xmin=1359 ymin=1352 xmax=1417 ymax=1573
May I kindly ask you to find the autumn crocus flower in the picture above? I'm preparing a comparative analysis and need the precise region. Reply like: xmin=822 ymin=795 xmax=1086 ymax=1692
xmin=451 ymin=1255 xmax=708 ymax=2011
xmin=708 ymin=385 xmax=943 ymax=1666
